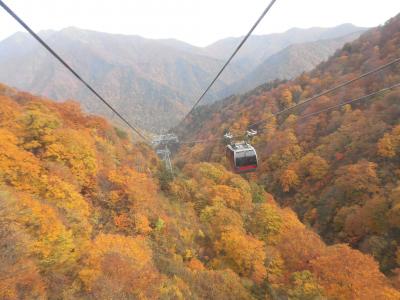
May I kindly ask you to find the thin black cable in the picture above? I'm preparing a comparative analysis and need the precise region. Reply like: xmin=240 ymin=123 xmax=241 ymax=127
xmin=0 ymin=0 xmax=148 ymax=142
xmin=176 ymin=0 xmax=278 ymax=127
xmin=179 ymin=137 xmax=221 ymax=145
xmin=248 ymin=57 xmax=400 ymax=128
xmin=180 ymin=82 xmax=400 ymax=144
xmin=296 ymin=82 xmax=400 ymax=121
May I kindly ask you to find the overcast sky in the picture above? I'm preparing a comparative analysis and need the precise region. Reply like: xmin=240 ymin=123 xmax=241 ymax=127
xmin=0 ymin=0 xmax=399 ymax=46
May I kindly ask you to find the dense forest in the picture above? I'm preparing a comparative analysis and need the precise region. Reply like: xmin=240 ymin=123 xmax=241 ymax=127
xmin=1 ymin=80 xmax=399 ymax=298
xmin=177 ymin=13 xmax=400 ymax=280
xmin=1 ymin=7 xmax=400 ymax=300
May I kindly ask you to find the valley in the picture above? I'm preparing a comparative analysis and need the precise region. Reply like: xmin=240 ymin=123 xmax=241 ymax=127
xmin=0 ymin=24 xmax=365 ymax=131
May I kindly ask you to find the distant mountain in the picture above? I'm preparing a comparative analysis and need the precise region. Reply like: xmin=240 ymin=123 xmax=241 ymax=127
xmin=219 ymin=31 xmax=364 ymax=97
xmin=202 ymin=23 xmax=366 ymax=69
xmin=0 ymin=24 xmax=366 ymax=131
xmin=157 ymin=38 xmax=205 ymax=56
xmin=0 ymin=28 xmax=245 ymax=131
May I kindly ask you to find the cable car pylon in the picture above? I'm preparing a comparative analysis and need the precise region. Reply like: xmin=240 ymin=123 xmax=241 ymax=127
xmin=152 ymin=133 xmax=179 ymax=174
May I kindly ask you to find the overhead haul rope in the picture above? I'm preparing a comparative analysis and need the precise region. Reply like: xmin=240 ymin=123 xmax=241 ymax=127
xmin=180 ymin=81 xmax=400 ymax=144
xmin=175 ymin=0 xmax=278 ymax=128
xmin=295 ymin=82 xmax=400 ymax=122
xmin=248 ymin=57 xmax=400 ymax=129
xmin=0 ymin=0 xmax=149 ymax=142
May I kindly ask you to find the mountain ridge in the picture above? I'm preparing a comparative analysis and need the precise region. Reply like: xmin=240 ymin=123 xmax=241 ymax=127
xmin=0 ymin=24 xmax=366 ymax=131
xmin=218 ymin=30 xmax=365 ymax=97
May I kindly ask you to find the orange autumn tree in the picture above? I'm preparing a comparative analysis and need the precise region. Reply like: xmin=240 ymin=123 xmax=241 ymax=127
xmin=248 ymin=203 xmax=283 ymax=244
xmin=377 ymin=125 xmax=400 ymax=158
xmin=310 ymin=244 xmax=400 ymax=299
xmin=279 ymin=168 xmax=300 ymax=192
xmin=0 ymin=191 xmax=47 ymax=300
xmin=0 ymin=128 xmax=41 ymax=192
xmin=19 ymin=103 xmax=61 ymax=153
xmin=214 ymin=228 xmax=267 ymax=283
xmin=79 ymin=234 xmax=161 ymax=299
xmin=43 ymin=128 xmax=98 ymax=189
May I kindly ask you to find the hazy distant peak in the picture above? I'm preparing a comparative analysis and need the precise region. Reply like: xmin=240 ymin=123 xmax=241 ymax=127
xmin=287 ymin=23 xmax=360 ymax=31
xmin=0 ymin=31 xmax=35 ymax=62
xmin=157 ymin=38 xmax=203 ymax=54
xmin=58 ymin=26 xmax=98 ymax=37
xmin=201 ymin=23 xmax=367 ymax=67
xmin=0 ymin=22 xmax=368 ymax=130
xmin=58 ymin=26 xmax=138 ymax=38
xmin=37 ymin=29 xmax=57 ymax=37
xmin=60 ymin=26 xmax=81 ymax=32
xmin=2 ymin=31 xmax=29 ymax=42
xmin=58 ymin=26 xmax=99 ymax=35
xmin=280 ymin=24 xmax=366 ymax=40
xmin=9 ymin=31 xmax=28 ymax=38
xmin=206 ymin=23 xmax=364 ymax=46
xmin=206 ymin=36 xmax=238 ymax=44
xmin=335 ymin=22 xmax=358 ymax=28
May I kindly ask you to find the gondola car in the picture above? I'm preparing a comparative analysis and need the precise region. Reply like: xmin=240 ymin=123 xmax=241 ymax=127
xmin=226 ymin=142 xmax=258 ymax=173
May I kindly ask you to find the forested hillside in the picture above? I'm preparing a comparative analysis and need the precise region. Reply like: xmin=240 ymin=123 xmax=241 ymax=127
xmin=177 ymin=13 xmax=400 ymax=277
xmin=1 ymin=83 xmax=398 ymax=299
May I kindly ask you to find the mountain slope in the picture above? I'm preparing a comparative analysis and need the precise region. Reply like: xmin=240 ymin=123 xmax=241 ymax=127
xmin=0 ymin=82 xmax=398 ymax=298
xmin=220 ymin=31 xmax=364 ymax=97
xmin=177 ymin=14 xmax=400 ymax=274
xmin=203 ymin=23 xmax=366 ymax=68
xmin=0 ymin=25 xmax=365 ymax=132
xmin=0 ymin=28 xmax=245 ymax=131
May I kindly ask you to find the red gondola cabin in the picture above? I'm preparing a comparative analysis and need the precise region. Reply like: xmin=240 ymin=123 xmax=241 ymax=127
xmin=226 ymin=142 xmax=258 ymax=173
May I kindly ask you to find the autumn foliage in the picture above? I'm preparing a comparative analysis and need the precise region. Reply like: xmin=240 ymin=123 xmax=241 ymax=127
xmin=1 ymin=13 xmax=400 ymax=300
xmin=0 ymin=85 xmax=398 ymax=298
xmin=177 ymin=13 xmax=400 ymax=283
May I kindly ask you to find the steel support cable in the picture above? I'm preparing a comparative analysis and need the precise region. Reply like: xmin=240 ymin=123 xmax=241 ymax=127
xmin=180 ymin=135 xmax=243 ymax=145
xmin=179 ymin=58 xmax=400 ymax=144
xmin=0 ymin=0 xmax=149 ymax=142
xmin=180 ymin=82 xmax=400 ymax=144
xmin=295 ymin=82 xmax=400 ymax=121
xmin=248 ymin=57 xmax=400 ymax=128
xmin=179 ymin=137 xmax=221 ymax=144
xmin=178 ymin=57 xmax=400 ymax=144
xmin=176 ymin=0 xmax=278 ymax=128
